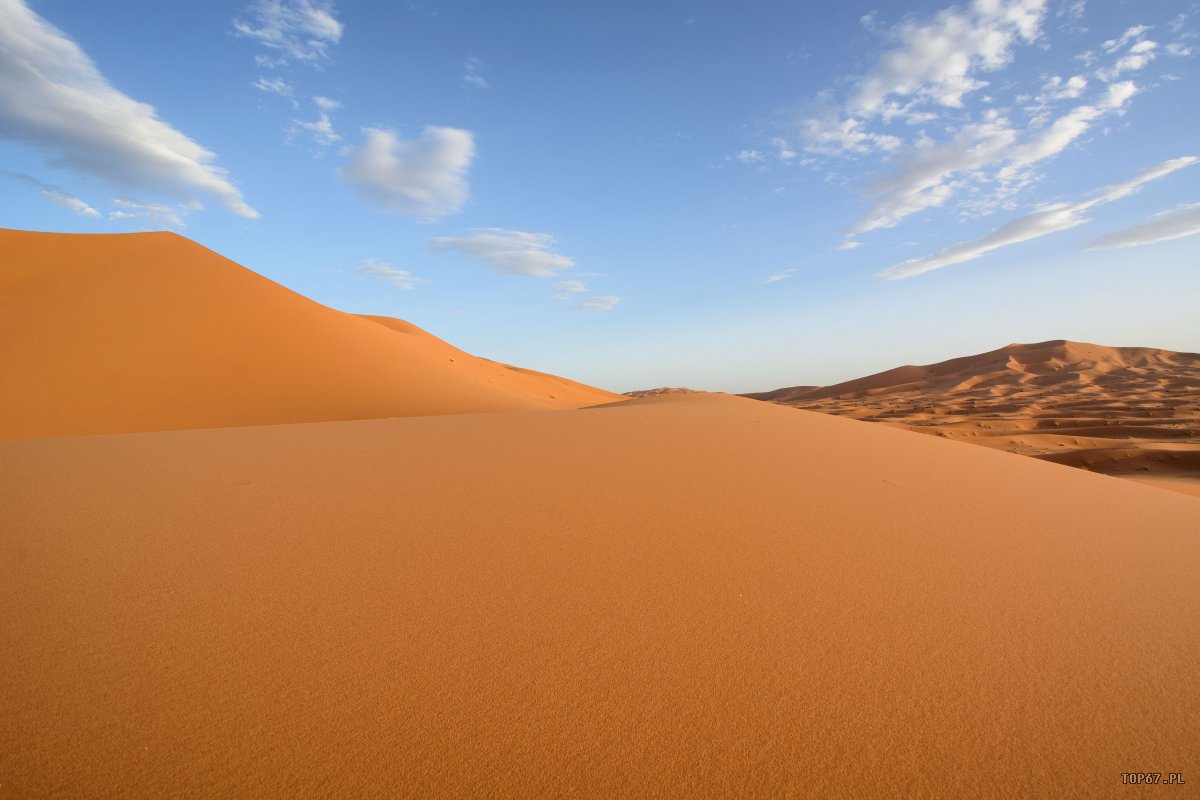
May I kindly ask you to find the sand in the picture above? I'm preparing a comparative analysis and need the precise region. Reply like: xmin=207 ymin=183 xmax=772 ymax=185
xmin=745 ymin=340 xmax=1200 ymax=497
xmin=2 ymin=393 xmax=1198 ymax=799
xmin=0 ymin=228 xmax=621 ymax=440
xmin=4 ymin=231 xmax=1198 ymax=797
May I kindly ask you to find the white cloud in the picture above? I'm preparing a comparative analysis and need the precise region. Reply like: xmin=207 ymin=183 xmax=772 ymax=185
xmin=878 ymin=155 xmax=1197 ymax=278
xmin=1 ymin=171 xmax=100 ymax=217
xmin=792 ymin=1 xmax=1045 ymax=159
xmin=1002 ymin=80 xmax=1136 ymax=177
xmin=339 ymin=126 xmax=475 ymax=219
xmin=851 ymin=117 xmax=1017 ymax=235
xmin=291 ymin=112 xmax=341 ymax=146
xmin=801 ymin=115 xmax=902 ymax=156
xmin=1098 ymin=38 xmax=1158 ymax=81
xmin=1088 ymin=202 xmax=1200 ymax=250
xmin=850 ymin=0 xmax=1047 ymax=115
xmin=762 ymin=268 xmax=797 ymax=284
xmin=553 ymin=279 xmax=587 ymax=298
xmin=1102 ymin=25 xmax=1151 ymax=53
xmin=44 ymin=189 xmax=101 ymax=217
xmin=836 ymin=240 xmax=862 ymax=250
xmin=313 ymin=95 xmax=341 ymax=111
xmin=233 ymin=0 xmax=343 ymax=67
xmin=108 ymin=198 xmax=189 ymax=229
xmin=462 ymin=56 xmax=489 ymax=89
xmin=1036 ymin=74 xmax=1087 ymax=101
xmin=428 ymin=229 xmax=574 ymax=277
xmin=0 ymin=0 xmax=258 ymax=219
xmin=1058 ymin=1 xmax=1085 ymax=22
xmin=734 ymin=149 xmax=765 ymax=164
xmin=252 ymin=76 xmax=297 ymax=105
xmin=575 ymin=295 xmax=621 ymax=311
xmin=354 ymin=258 xmax=427 ymax=290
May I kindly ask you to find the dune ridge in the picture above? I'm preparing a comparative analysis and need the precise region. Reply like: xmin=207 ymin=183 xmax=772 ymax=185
xmin=744 ymin=340 xmax=1200 ymax=493
xmin=0 ymin=228 xmax=621 ymax=439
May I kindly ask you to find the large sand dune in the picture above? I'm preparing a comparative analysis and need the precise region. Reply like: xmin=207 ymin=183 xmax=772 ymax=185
xmin=0 ymin=228 xmax=620 ymax=439
xmin=2 ymin=393 xmax=1197 ymax=798
xmin=745 ymin=340 xmax=1200 ymax=495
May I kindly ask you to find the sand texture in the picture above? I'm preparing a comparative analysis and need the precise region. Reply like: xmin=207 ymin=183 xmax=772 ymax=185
xmin=0 ymin=229 xmax=621 ymax=440
xmin=2 ymin=393 xmax=1198 ymax=799
xmin=745 ymin=340 xmax=1200 ymax=496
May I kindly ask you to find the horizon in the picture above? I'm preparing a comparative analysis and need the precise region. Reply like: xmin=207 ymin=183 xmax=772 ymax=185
xmin=2 ymin=0 xmax=1198 ymax=393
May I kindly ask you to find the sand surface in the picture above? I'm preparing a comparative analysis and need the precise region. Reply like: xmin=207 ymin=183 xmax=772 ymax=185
xmin=745 ymin=340 xmax=1200 ymax=496
xmin=3 ymin=393 xmax=1197 ymax=799
xmin=0 ymin=229 xmax=620 ymax=439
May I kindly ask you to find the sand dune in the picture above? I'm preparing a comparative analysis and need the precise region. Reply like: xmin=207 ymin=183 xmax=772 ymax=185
xmin=5 ymin=230 xmax=1198 ymax=796
xmin=2 ymin=393 xmax=1197 ymax=798
xmin=0 ymin=228 xmax=620 ymax=439
xmin=745 ymin=340 xmax=1200 ymax=495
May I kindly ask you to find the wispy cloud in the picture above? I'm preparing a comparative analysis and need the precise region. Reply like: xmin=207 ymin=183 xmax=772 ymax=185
xmin=354 ymin=258 xmax=427 ymax=289
xmin=290 ymin=112 xmax=341 ymax=146
xmin=0 ymin=0 xmax=258 ymax=219
xmin=878 ymin=155 xmax=1197 ymax=279
xmin=852 ymin=115 xmax=1017 ymax=235
xmin=575 ymin=295 xmax=621 ymax=311
xmin=553 ymin=279 xmax=588 ymax=298
xmin=847 ymin=0 xmax=1045 ymax=117
xmin=313 ymin=95 xmax=341 ymax=111
xmin=252 ymin=76 xmax=297 ymax=105
xmin=429 ymin=229 xmax=573 ymax=277
xmin=108 ymin=198 xmax=190 ymax=229
xmin=339 ymin=126 xmax=475 ymax=219
xmin=1088 ymin=202 xmax=1200 ymax=250
xmin=1036 ymin=74 xmax=1088 ymax=102
xmin=762 ymin=268 xmax=797 ymax=284
xmin=1 ymin=171 xmax=99 ymax=217
xmin=462 ymin=56 xmax=489 ymax=89
xmin=1001 ymin=80 xmax=1136 ymax=177
xmin=1096 ymin=26 xmax=1158 ymax=82
xmin=233 ymin=0 xmax=343 ymax=67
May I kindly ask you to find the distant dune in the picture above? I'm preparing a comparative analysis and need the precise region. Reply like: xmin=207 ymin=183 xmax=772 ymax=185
xmin=3 ymin=393 xmax=1198 ymax=798
xmin=0 ymin=228 xmax=621 ymax=439
xmin=744 ymin=340 xmax=1200 ymax=495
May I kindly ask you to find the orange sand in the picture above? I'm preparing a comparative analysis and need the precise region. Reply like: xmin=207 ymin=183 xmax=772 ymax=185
xmin=745 ymin=340 xmax=1200 ymax=496
xmin=2 ymin=394 xmax=1197 ymax=798
xmin=0 ymin=228 xmax=620 ymax=439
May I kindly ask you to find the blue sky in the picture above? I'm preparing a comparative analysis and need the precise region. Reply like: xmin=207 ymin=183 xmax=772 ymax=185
xmin=2 ymin=0 xmax=1198 ymax=392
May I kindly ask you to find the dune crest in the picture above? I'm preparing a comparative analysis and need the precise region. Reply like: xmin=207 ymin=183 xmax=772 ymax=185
xmin=0 ymin=229 xmax=621 ymax=439
xmin=745 ymin=340 xmax=1200 ymax=493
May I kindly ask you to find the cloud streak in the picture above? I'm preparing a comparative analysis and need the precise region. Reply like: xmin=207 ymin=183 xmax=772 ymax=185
xmin=574 ymin=295 xmax=621 ymax=311
xmin=429 ymin=229 xmax=574 ymax=277
xmin=1088 ymin=203 xmax=1200 ymax=250
xmin=0 ymin=0 xmax=257 ymax=218
xmin=354 ymin=259 xmax=427 ymax=290
xmin=1 ymin=171 xmax=99 ymax=217
xmin=878 ymin=155 xmax=1197 ymax=279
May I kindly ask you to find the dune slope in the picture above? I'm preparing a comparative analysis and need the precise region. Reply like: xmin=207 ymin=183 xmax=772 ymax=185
xmin=0 ymin=228 xmax=620 ymax=439
xmin=2 ymin=394 xmax=1196 ymax=799
xmin=745 ymin=340 xmax=1200 ymax=493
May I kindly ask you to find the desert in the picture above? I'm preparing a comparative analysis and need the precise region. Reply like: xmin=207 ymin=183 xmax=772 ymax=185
xmin=743 ymin=340 xmax=1200 ymax=497
xmin=3 ymin=0 xmax=1199 ymax=797
xmin=3 ymin=229 xmax=1199 ymax=799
